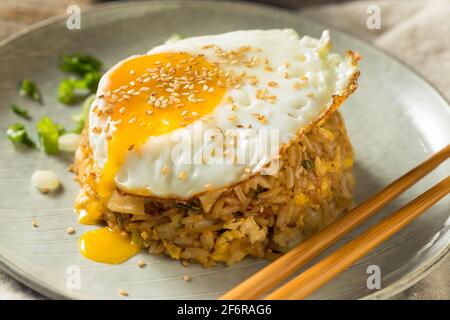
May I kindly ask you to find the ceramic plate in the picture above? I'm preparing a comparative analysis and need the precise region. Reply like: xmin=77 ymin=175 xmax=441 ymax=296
xmin=0 ymin=1 xmax=448 ymax=300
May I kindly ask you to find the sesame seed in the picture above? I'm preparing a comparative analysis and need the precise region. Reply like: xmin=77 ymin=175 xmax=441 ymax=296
xmin=130 ymin=69 xmax=135 ymax=75
xmin=293 ymin=82 xmax=307 ymax=90
xmin=204 ymin=183 xmax=214 ymax=190
xmin=258 ymin=116 xmax=268 ymax=124
xmin=268 ymin=81 xmax=278 ymax=87
xmin=178 ymin=171 xmax=188 ymax=180
xmin=247 ymin=77 xmax=259 ymax=86
xmin=145 ymin=110 xmax=153 ymax=116
xmin=266 ymin=95 xmax=277 ymax=103
xmin=183 ymin=274 xmax=192 ymax=282
xmin=118 ymin=289 xmax=129 ymax=297
xmin=119 ymin=107 xmax=126 ymax=114
xmin=137 ymin=260 xmax=146 ymax=268
xmin=129 ymin=116 xmax=137 ymax=124
xmin=32 ymin=219 xmax=38 ymax=228
xmin=66 ymin=227 xmax=76 ymax=235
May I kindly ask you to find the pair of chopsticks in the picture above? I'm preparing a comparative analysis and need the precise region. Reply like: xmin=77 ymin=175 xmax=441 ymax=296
xmin=220 ymin=144 xmax=450 ymax=300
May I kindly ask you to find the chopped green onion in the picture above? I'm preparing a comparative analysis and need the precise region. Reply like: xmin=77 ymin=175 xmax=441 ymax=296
xmin=84 ymin=71 xmax=101 ymax=92
xmin=58 ymin=53 xmax=102 ymax=105
xmin=20 ymin=79 xmax=41 ymax=103
xmin=60 ymin=53 xmax=102 ymax=76
xmin=58 ymin=79 xmax=78 ymax=104
xmin=82 ymin=94 xmax=95 ymax=114
xmin=37 ymin=116 xmax=64 ymax=155
xmin=6 ymin=123 xmax=36 ymax=148
xmin=174 ymin=202 xmax=201 ymax=211
xmin=11 ymin=104 xmax=31 ymax=120
xmin=58 ymin=73 xmax=100 ymax=105
xmin=164 ymin=33 xmax=185 ymax=44
xmin=302 ymin=159 xmax=314 ymax=170
xmin=116 ymin=215 xmax=125 ymax=226
xmin=131 ymin=230 xmax=144 ymax=248
xmin=72 ymin=94 xmax=95 ymax=133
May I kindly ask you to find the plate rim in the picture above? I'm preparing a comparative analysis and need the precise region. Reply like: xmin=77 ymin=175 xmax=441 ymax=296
xmin=0 ymin=0 xmax=448 ymax=300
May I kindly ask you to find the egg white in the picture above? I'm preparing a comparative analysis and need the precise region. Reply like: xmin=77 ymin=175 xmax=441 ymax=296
xmin=89 ymin=29 xmax=358 ymax=198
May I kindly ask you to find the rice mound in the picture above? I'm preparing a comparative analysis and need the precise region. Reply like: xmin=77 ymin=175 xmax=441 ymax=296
xmin=74 ymin=111 xmax=354 ymax=267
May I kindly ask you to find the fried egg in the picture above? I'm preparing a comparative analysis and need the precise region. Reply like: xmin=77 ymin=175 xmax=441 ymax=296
xmin=88 ymin=29 xmax=359 ymax=201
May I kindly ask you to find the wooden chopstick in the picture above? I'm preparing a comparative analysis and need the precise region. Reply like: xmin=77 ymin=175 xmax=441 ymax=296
xmin=220 ymin=144 xmax=450 ymax=300
xmin=265 ymin=175 xmax=450 ymax=300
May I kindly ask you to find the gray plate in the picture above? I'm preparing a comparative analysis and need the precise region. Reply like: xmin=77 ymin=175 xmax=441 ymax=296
xmin=0 ymin=1 xmax=448 ymax=300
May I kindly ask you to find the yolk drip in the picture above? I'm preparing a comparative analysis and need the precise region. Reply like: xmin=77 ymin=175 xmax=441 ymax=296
xmin=74 ymin=190 xmax=103 ymax=225
xmin=79 ymin=227 xmax=139 ymax=264
xmin=75 ymin=52 xmax=226 ymax=264
xmin=95 ymin=52 xmax=227 ymax=199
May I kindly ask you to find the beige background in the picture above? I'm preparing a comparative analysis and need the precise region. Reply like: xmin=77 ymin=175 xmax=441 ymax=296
xmin=0 ymin=0 xmax=448 ymax=300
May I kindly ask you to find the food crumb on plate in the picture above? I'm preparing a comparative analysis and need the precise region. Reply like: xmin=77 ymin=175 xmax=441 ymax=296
xmin=118 ymin=289 xmax=129 ymax=297
xmin=137 ymin=260 xmax=146 ymax=268
xmin=31 ymin=170 xmax=60 ymax=193
xmin=31 ymin=219 xmax=38 ymax=228
xmin=183 ymin=274 xmax=192 ymax=282
xmin=66 ymin=227 xmax=76 ymax=235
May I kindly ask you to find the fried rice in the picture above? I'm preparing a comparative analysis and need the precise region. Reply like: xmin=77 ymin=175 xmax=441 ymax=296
xmin=73 ymin=110 xmax=355 ymax=267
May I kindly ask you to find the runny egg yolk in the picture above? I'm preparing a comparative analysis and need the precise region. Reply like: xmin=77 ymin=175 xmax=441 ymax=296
xmin=79 ymin=227 xmax=139 ymax=264
xmin=96 ymin=52 xmax=227 ymax=199
xmin=76 ymin=53 xmax=226 ymax=264
xmin=74 ymin=190 xmax=103 ymax=225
